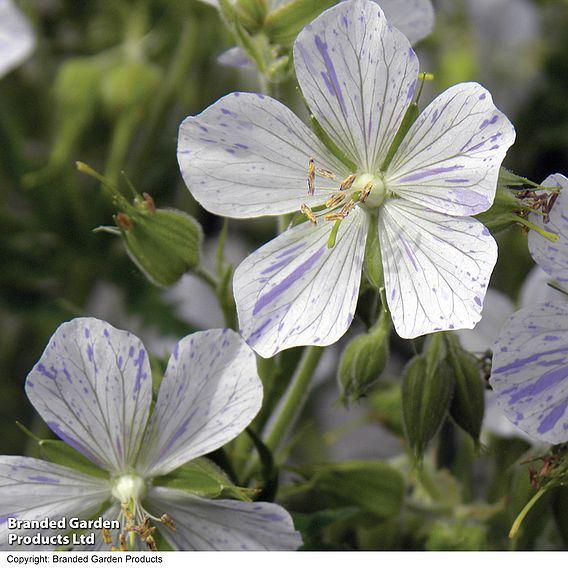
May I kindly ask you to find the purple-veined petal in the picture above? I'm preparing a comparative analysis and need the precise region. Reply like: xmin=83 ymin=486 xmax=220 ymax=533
xmin=457 ymin=288 xmax=514 ymax=353
xmin=136 ymin=329 xmax=261 ymax=477
xmin=379 ymin=0 xmax=435 ymax=45
xmin=25 ymin=318 xmax=152 ymax=473
xmin=490 ymin=302 xmax=568 ymax=444
xmin=386 ymin=82 xmax=515 ymax=216
xmin=378 ymin=199 xmax=497 ymax=338
xmin=217 ymin=47 xmax=255 ymax=69
xmin=528 ymin=173 xmax=568 ymax=285
xmin=0 ymin=0 xmax=35 ymax=77
xmin=234 ymin=207 xmax=368 ymax=357
xmin=146 ymin=486 xmax=302 ymax=551
xmin=482 ymin=390 xmax=534 ymax=443
xmin=177 ymin=92 xmax=349 ymax=218
xmin=520 ymin=265 xmax=566 ymax=308
xmin=0 ymin=456 xmax=109 ymax=550
xmin=294 ymin=0 xmax=419 ymax=172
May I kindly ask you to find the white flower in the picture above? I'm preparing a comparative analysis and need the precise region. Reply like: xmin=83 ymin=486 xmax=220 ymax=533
xmin=178 ymin=0 xmax=515 ymax=357
xmin=490 ymin=173 xmax=568 ymax=444
xmin=0 ymin=0 xmax=35 ymax=77
xmin=0 ymin=318 xmax=302 ymax=551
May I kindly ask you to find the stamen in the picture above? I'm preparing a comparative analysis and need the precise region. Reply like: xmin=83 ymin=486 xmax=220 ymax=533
xmin=145 ymin=535 xmax=157 ymax=551
xmin=325 ymin=199 xmax=355 ymax=221
xmin=359 ymin=182 xmax=373 ymax=204
xmin=161 ymin=514 xmax=177 ymax=532
xmin=326 ymin=192 xmax=347 ymax=208
xmin=101 ymin=528 xmax=113 ymax=545
xmin=316 ymin=168 xmax=336 ymax=180
xmin=116 ymin=213 xmax=132 ymax=231
xmin=307 ymin=158 xmax=315 ymax=196
xmin=301 ymin=203 xmax=318 ymax=224
xmin=543 ymin=192 xmax=559 ymax=223
xmin=119 ymin=534 xmax=128 ymax=552
xmin=340 ymin=174 xmax=356 ymax=191
xmin=142 ymin=192 xmax=156 ymax=213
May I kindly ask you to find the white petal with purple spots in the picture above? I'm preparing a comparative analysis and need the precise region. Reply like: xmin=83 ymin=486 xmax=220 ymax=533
xmin=25 ymin=318 xmax=152 ymax=473
xmin=0 ymin=0 xmax=35 ymax=77
xmin=294 ymin=0 xmax=419 ymax=171
xmin=378 ymin=199 xmax=497 ymax=338
xmin=137 ymin=329 xmax=262 ymax=477
xmin=490 ymin=302 xmax=568 ymax=444
xmin=0 ymin=457 xmax=109 ymax=550
xmin=528 ymin=173 xmax=568 ymax=286
xmin=234 ymin=207 xmax=368 ymax=358
xmin=386 ymin=82 xmax=515 ymax=216
xmin=146 ymin=486 xmax=302 ymax=550
xmin=177 ymin=92 xmax=349 ymax=218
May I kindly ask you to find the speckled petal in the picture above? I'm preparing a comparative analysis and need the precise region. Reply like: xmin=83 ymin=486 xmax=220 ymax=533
xmin=378 ymin=200 xmax=497 ymax=338
xmin=137 ymin=329 xmax=262 ymax=477
xmin=490 ymin=302 xmax=568 ymax=444
xmin=379 ymin=0 xmax=435 ymax=45
xmin=25 ymin=318 xmax=152 ymax=473
xmin=0 ymin=0 xmax=35 ymax=77
xmin=0 ymin=456 xmax=109 ymax=550
xmin=146 ymin=486 xmax=302 ymax=551
xmin=528 ymin=173 xmax=568 ymax=286
xmin=234 ymin=207 xmax=368 ymax=358
xmin=177 ymin=92 xmax=349 ymax=218
xmin=294 ymin=0 xmax=419 ymax=171
xmin=387 ymin=82 xmax=515 ymax=216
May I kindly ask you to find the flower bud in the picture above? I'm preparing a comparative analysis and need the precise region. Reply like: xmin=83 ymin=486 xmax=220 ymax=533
xmin=116 ymin=200 xmax=203 ymax=288
xmin=445 ymin=334 xmax=485 ymax=446
xmin=265 ymin=0 xmax=335 ymax=45
xmin=402 ymin=344 xmax=454 ymax=463
xmin=53 ymin=58 xmax=102 ymax=113
xmin=100 ymin=60 xmax=161 ymax=118
xmin=338 ymin=313 xmax=391 ymax=404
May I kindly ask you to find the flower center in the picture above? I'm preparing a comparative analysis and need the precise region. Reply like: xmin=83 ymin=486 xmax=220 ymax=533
xmin=352 ymin=173 xmax=386 ymax=209
xmin=111 ymin=473 xmax=147 ymax=504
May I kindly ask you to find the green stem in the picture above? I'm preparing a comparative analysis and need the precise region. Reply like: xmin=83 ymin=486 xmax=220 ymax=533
xmin=262 ymin=345 xmax=323 ymax=452
xmin=193 ymin=265 xmax=218 ymax=290
xmin=105 ymin=109 xmax=141 ymax=187
xmin=509 ymin=486 xmax=548 ymax=539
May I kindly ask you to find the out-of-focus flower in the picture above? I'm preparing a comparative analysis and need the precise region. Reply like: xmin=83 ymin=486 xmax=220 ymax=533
xmin=490 ymin=174 xmax=568 ymax=444
xmin=0 ymin=0 xmax=35 ymax=77
xmin=178 ymin=0 xmax=514 ymax=357
xmin=0 ymin=318 xmax=302 ymax=551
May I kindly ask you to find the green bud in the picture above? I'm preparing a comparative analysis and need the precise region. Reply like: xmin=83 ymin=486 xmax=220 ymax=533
xmin=302 ymin=461 xmax=405 ymax=519
xmin=116 ymin=203 xmax=203 ymax=288
xmin=235 ymin=0 xmax=268 ymax=31
xmin=445 ymin=334 xmax=485 ymax=446
xmin=402 ymin=346 xmax=454 ymax=463
xmin=265 ymin=0 xmax=336 ymax=45
xmin=368 ymin=382 xmax=404 ymax=437
xmin=338 ymin=312 xmax=391 ymax=404
xmin=100 ymin=60 xmax=162 ymax=118
xmin=53 ymin=58 xmax=102 ymax=113
xmin=426 ymin=521 xmax=487 ymax=551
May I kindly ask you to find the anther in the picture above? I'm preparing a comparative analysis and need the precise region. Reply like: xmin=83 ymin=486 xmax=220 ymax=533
xmin=145 ymin=535 xmax=157 ymax=551
xmin=161 ymin=514 xmax=177 ymax=532
xmin=116 ymin=213 xmax=132 ymax=231
xmin=307 ymin=158 xmax=315 ymax=196
xmin=316 ymin=168 xmax=336 ymax=180
xmin=326 ymin=192 xmax=347 ymax=208
xmin=301 ymin=203 xmax=318 ymax=224
xmin=119 ymin=533 xmax=128 ymax=552
xmin=340 ymin=174 xmax=356 ymax=191
xmin=359 ymin=182 xmax=373 ymax=204
xmin=101 ymin=528 xmax=113 ymax=545
xmin=325 ymin=199 xmax=355 ymax=221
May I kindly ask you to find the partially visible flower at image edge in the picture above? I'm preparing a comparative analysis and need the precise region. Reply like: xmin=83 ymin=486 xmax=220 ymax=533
xmin=490 ymin=173 xmax=568 ymax=444
xmin=0 ymin=0 xmax=35 ymax=77
xmin=0 ymin=317 xmax=302 ymax=551
xmin=213 ymin=0 xmax=435 ymax=68
xmin=177 ymin=0 xmax=515 ymax=357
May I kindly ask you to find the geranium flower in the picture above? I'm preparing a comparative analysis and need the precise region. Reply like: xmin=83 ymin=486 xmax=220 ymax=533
xmin=213 ymin=0 xmax=435 ymax=68
xmin=0 ymin=0 xmax=35 ymax=77
xmin=490 ymin=173 xmax=568 ymax=444
xmin=178 ymin=0 xmax=515 ymax=357
xmin=0 ymin=318 xmax=302 ymax=551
